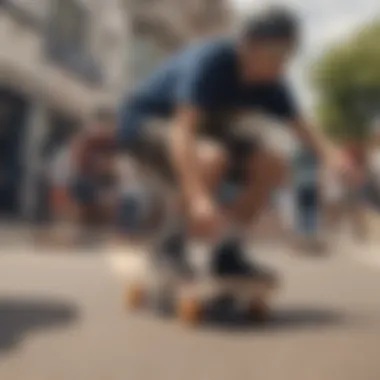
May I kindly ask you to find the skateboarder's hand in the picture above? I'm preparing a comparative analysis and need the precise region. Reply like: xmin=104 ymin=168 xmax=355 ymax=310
xmin=189 ymin=195 xmax=225 ymax=239
xmin=325 ymin=148 xmax=363 ymax=188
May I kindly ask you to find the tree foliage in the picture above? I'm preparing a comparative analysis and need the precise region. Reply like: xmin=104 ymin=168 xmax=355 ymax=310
xmin=311 ymin=20 xmax=380 ymax=142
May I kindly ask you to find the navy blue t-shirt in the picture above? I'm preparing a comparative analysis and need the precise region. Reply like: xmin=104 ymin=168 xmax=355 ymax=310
xmin=121 ymin=39 xmax=298 ymax=138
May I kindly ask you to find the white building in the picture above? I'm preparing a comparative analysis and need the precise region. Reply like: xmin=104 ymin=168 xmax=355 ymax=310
xmin=124 ymin=0 xmax=233 ymax=87
xmin=0 ymin=0 xmax=233 ymax=220
xmin=0 ymin=0 xmax=129 ymax=219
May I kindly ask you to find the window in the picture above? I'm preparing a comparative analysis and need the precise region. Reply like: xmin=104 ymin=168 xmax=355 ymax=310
xmin=49 ymin=0 xmax=87 ymax=55
xmin=199 ymin=0 xmax=227 ymax=32
xmin=0 ymin=0 xmax=46 ymax=29
xmin=45 ymin=0 xmax=103 ymax=84
xmin=131 ymin=27 xmax=169 ymax=85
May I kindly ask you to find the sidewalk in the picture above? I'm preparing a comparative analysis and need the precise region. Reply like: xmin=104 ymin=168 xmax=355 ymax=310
xmin=366 ymin=208 xmax=380 ymax=237
xmin=1 ymin=211 xmax=379 ymax=261
xmin=0 ymin=222 xmax=36 ymax=246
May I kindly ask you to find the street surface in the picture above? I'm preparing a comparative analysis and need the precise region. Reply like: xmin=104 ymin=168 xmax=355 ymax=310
xmin=1 ymin=239 xmax=380 ymax=380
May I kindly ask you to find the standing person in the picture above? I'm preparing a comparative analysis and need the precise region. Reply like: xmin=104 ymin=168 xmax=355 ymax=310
xmin=49 ymin=144 xmax=73 ymax=220
xmin=37 ymin=144 xmax=75 ymax=245
xmin=367 ymin=126 xmax=380 ymax=209
xmin=117 ymin=156 xmax=152 ymax=242
xmin=70 ymin=109 xmax=117 ymax=243
xmin=322 ymin=162 xmax=346 ymax=240
xmin=360 ymin=126 xmax=380 ymax=238
xmin=343 ymin=140 xmax=368 ymax=241
xmin=292 ymin=146 xmax=324 ymax=251
xmin=117 ymin=6 xmax=360 ymax=279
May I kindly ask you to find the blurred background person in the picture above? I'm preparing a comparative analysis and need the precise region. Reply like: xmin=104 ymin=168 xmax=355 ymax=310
xmin=322 ymin=163 xmax=346 ymax=242
xmin=69 ymin=109 xmax=117 ymax=245
xmin=362 ymin=122 xmax=380 ymax=238
xmin=292 ymin=145 xmax=325 ymax=252
xmin=34 ymin=142 xmax=76 ymax=245
xmin=116 ymin=156 xmax=153 ymax=243
xmin=321 ymin=138 xmax=370 ymax=244
xmin=367 ymin=123 xmax=380 ymax=207
xmin=343 ymin=139 xmax=368 ymax=241
xmin=49 ymin=144 xmax=73 ymax=221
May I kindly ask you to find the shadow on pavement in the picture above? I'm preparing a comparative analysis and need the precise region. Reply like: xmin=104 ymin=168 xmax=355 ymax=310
xmin=204 ymin=307 xmax=348 ymax=333
xmin=0 ymin=298 xmax=78 ymax=352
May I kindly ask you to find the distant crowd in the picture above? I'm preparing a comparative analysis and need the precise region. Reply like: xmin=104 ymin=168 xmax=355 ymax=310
xmin=44 ymin=108 xmax=380 ymax=249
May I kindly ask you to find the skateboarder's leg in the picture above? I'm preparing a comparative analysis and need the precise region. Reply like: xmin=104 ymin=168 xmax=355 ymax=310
xmin=229 ymin=149 xmax=287 ymax=225
xmin=118 ymin=114 xmax=229 ymax=275
xmin=209 ymin=132 xmax=286 ymax=279
xmin=150 ymin=139 xmax=228 ymax=276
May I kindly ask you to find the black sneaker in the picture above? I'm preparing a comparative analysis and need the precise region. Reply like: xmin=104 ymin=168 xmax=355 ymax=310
xmin=211 ymin=239 xmax=275 ymax=282
xmin=154 ymin=232 xmax=194 ymax=280
xmin=154 ymin=251 xmax=195 ymax=282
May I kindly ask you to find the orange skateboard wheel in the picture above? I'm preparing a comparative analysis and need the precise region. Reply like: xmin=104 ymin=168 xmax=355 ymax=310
xmin=125 ymin=284 xmax=145 ymax=310
xmin=177 ymin=298 xmax=203 ymax=325
xmin=249 ymin=299 xmax=270 ymax=322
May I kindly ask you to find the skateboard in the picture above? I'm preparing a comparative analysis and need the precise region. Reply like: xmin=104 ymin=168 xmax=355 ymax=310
xmin=124 ymin=254 xmax=279 ymax=326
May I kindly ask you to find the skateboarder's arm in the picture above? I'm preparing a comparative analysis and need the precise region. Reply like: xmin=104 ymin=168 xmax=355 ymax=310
xmin=290 ymin=117 xmax=361 ymax=184
xmin=171 ymin=44 xmax=227 ymax=203
xmin=290 ymin=117 xmax=337 ymax=164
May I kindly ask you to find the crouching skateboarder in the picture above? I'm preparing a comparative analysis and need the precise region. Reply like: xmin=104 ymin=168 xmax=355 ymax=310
xmin=118 ymin=7 xmax=360 ymax=321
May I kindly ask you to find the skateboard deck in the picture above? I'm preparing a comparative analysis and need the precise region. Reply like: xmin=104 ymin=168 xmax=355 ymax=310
xmin=124 ymin=254 xmax=279 ymax=326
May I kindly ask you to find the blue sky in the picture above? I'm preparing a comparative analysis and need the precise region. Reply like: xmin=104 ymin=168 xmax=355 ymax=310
xmin=231 ymin=0 xmax=380 ymax=114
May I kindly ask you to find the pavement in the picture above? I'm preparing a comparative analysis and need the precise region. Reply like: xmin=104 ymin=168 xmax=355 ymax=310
xmin=0 ymin=239 xmax=380 ymax=380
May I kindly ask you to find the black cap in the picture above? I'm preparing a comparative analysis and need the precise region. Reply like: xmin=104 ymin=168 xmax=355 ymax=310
xmin=241 ymin=6 xmax=300 ymax=44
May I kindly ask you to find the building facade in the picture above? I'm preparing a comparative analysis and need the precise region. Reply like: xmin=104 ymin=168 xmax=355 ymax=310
xmin=0 ymin=0 xmax=128 ymax=219
xmin=124 ymin=0 xmax=233 ymax=88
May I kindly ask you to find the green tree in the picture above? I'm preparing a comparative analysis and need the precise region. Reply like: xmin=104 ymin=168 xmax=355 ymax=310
xmin=311 ymin=20 xmax=380 ymax=142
